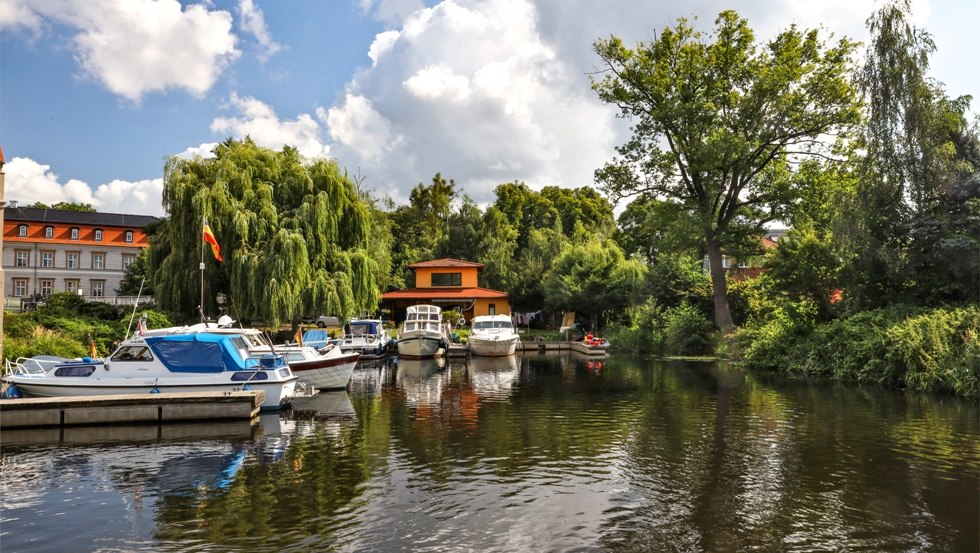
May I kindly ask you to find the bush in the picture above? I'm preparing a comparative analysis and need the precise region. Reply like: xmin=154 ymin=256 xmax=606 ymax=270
xmin=663 ymin=301 xmax=714 ymax=356
xmin=4 ymin=326 xmax=88 ymax=360
xmin=737 ymin=303 xmax=980 ymax=397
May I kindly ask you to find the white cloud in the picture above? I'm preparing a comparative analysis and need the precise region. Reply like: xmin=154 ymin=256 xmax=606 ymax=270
xmin=0 ymin=0 xmax=42 ymax=32
xmin=5 ymin=0 xmax=239 ymax=101
xmin=175 ymin=143 xmax=219 ymax=160
xmin=325 ymin=0 xmax=617 ymax=203
xmin=359 ymin=0 xmax=425 ymax=27
xmin=322 ymin=94 xmax=401 ymax=163
xmin=210 ymin=93 xmax=331 ymax=159
xmin=237 ymin=0 xmax=283 ymax=62
xmin=4 ymin=157 xmax=164 ymax=216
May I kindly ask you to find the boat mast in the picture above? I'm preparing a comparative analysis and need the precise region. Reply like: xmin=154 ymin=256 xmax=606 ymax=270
xmin=199 ymin=215 xmax=205 ymax=323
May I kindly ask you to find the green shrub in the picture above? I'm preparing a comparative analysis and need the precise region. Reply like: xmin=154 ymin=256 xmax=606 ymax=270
xmin=663 ymin=301 xmax=714 ymax=356
xmin=737 ymin=303 xmax=980 ymax=397
xmin=4 ymin=326 xmax=88 ymax=360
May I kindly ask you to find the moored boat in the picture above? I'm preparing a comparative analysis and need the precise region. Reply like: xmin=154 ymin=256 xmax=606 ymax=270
xmin=396 ymin=305 xmax=449 ymax=359
xmin=253 ymin=342 xmax=359 ymax=390
xmin=569 ymin=333 xmax=609 ymax=356
xmin=339 ymin=319 xmax=393 ymax=359
xmin=2 ymin=332 xmax=298 ymax=410
xmin=468 ymin=314 xmax=520 ymax=357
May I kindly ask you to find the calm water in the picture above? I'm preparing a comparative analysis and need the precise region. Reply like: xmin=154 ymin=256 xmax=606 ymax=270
xmin=1 ymin=354 xmax=977 ymax=552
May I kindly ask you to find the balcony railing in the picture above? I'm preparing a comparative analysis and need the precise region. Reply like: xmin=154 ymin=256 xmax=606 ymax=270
xmin=3 ymin=295 xmax=155 ymax=312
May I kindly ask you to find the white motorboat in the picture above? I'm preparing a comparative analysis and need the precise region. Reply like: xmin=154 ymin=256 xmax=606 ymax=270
xmin=467 ymin=314 xmax=520 ymax=357
xmin=339 ymin=319 xmax=393 ymax=358
xmin=2 ymin=331 xmax=298 ymax=410
xmin=396 ymin=305 xmax=449 ymax=359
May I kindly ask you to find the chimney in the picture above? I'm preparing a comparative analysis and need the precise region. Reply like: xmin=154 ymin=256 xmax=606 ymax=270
xmin=8 ymin=200 xmax=16 ymax=209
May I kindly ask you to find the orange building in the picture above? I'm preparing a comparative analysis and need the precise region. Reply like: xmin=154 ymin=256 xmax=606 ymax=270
xmin=2 ymin=203 xmax=158 ymax=308
xmin=381 ymin=258 xmax=510 ymax=323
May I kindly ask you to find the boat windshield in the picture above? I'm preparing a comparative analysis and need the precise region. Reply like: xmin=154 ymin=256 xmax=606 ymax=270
xmin=347 ymin=322 xmax=379 ymax=336
xmin=473 ymin=320 xmax=514 ymax=330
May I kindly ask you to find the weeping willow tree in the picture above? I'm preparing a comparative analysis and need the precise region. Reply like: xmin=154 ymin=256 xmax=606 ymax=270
xmin=149 ymin=138 xmax=380 ymax=327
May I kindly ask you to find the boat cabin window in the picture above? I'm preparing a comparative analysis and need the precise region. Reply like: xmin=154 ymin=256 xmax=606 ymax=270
xmin=55 ymin=365 xmax=97 ymax=377
xmin=404 ymin=322 xmax=417 ymax=332
xmin=231 ymin=371 xmax=269 ymax=381
xmin=111 ymin=346 xmax=154 ymax=362
xmin=286 ymin=353 xmax=306 ymax=363
xmin=229 ymin=337 xmax=251 ymax=360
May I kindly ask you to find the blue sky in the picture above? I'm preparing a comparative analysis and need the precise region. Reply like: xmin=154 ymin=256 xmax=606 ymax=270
xmin=1 ymin=0 xmax=977 ymax=217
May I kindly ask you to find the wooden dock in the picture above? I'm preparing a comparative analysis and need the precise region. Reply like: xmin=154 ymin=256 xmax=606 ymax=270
xmin=0 ymin=390 xmax=264 ymax=429
xmin=519 ymin=340 xmax=574 ymax=352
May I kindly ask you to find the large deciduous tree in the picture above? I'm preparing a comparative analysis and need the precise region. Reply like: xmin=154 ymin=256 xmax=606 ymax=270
xmin=592 ymin=10 xmax=861 ymax=332
xmin=150 ymin=138 xmax=379 ymax=328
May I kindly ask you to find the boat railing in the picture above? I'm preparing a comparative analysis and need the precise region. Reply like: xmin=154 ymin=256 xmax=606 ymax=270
xmin=4 ymin=356 xmax=63 ymax=377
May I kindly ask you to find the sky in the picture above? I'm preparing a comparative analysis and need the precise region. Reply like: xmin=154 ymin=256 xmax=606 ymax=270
xmin=1 ymin=0 xmax=977 ymax=218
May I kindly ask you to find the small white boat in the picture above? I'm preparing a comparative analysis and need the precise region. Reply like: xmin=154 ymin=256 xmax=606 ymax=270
xmin=2 ymin=332 xmax=298 ymax=410
xmin=339 ymin=319 xmax=392 ymax=358
xmin=397 ymin=305 xmax=449 ymax=359
xmin=468 ymin=314 xmax=520 ymax=357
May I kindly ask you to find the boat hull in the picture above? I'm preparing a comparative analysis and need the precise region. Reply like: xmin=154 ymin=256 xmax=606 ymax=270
xmin=570 ymin=341 xmax=608 ymax=356
xmin=1 ymin=374 xmax=297 ymax=410
xmin=289 ymin=352 xmax=360 ymax=389
xmin=339 ymin=338 xmax=391 ymax=359
xmin=397 ymin=333 xmax=446 ymax=359
xmin=468 ymin=335 xmax=519 ymax=357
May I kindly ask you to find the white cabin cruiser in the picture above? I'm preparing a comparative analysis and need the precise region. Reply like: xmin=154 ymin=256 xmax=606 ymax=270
xmin=2 ymin=331 xmax=298 ymax=410
xmin=468 ymin=314 xmax=520 ymax=357
xmin=396 ymin=305 xmax=449 ymax=359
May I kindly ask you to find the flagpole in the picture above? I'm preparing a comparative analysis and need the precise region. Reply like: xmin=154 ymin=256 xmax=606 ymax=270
xmin=200 ymin=215 xmax=205 ymax=323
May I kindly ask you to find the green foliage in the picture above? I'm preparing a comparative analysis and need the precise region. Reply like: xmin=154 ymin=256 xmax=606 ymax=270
xmin=152 ymin=138 xmax=379 ymax=327
xmin=4 ymin=327 xmax=88 ymax=360
xmin=662 ymin=302 xmax=715 ymax=356
xmin=592 ymin=10 xmax=861 ymax=331
xmin=849 ymin=0 xmax=980 ymax=308
xmin=26 ymin=201 xmax=97 ymax=212
xmin=737 ymin=304 xmax=980 ymax=397
xmin=605 ymin=299 xmax=715 ymax=356
xmin=763 ymin=225 xmax=843 ymax=319
xmin=543 ymin=237 xmax=647 ymax=328
xmin=117 ymin=248 xmax=154 ymax=296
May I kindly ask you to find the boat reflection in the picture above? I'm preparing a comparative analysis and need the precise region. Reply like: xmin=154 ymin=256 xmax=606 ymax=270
xmin=396 ymin=357 xmax=445 ymax=408
xmin=468 ymin=354 xmax=519 ymax=401
xmin=289 ymin=391 xmax=356 ymax=420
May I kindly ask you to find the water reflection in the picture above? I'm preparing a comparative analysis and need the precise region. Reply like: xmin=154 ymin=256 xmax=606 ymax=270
xmin=468 ymin=354 xmax=519 ymax=401
xmin=0 ymin=356 xmax=976 ymax=552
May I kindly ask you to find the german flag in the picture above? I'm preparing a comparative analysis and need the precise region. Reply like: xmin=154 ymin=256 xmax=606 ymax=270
xmin=203 ymin=217 xmax=222 ymax=262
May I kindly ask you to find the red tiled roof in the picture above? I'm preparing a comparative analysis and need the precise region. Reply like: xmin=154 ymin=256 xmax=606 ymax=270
xmin=0 ymin=146 xmax=5 ymax=165
xmin=381 ymin=287 xmax=507 ymax=300
xmin=407 ymin=258 xmax=485 ymax=270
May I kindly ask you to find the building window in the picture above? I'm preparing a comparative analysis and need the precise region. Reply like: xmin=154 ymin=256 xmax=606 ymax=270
xmin=124 ymin=230 xmax=134 ymax=243
xmin=39 ymin=279 xmax=54 ymax=296
xmin=91 ymin=280 xmax=105 ymax=297
xmin=122 ymin=254 xmax=136 ymax=271
xmin=17 ymin=225 xmax=28 ymax=237
xmin=41 ymin=251 xmax=54 ymax=268
xmin=44 ymin=226 xmax=54 ymax=239
xmin=92 ymin=253 xmax=105 ymax=270
xmin=431 ymin=272 xmax=462 ymax=286
xmin=94 ymin=229 xmax=103 ymax=241
xmin=70 ymin=227 xmax=80 ymax=240
xmin=66 ymin=252 xmax=80 ymax=269
xmin=15 ymin=250 xmax=29 ymax=267
xmin=13 ymin=279 xmax=28 ymax=297
xmin=65 ymin=279 xmax=81 ymax=295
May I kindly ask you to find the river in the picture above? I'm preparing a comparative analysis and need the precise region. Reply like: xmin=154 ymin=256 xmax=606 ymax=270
xmin=1 ymin=354 xmax=977 ymax=552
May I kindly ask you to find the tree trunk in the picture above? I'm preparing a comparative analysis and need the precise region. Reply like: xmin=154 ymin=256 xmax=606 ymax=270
xmin=705 ymin=237 xmax=736 ymax=333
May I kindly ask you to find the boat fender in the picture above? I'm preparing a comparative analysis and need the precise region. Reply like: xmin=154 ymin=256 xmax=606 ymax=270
xmin=82 ymin=357 xmax=93 ymax=363
xmin=242 ymin=384 xmax=251 ymax=391
xmin=3 ymin=384 xmax=23 ymax=399
xmin=150 ymin=387 xmax=160 ymax=394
